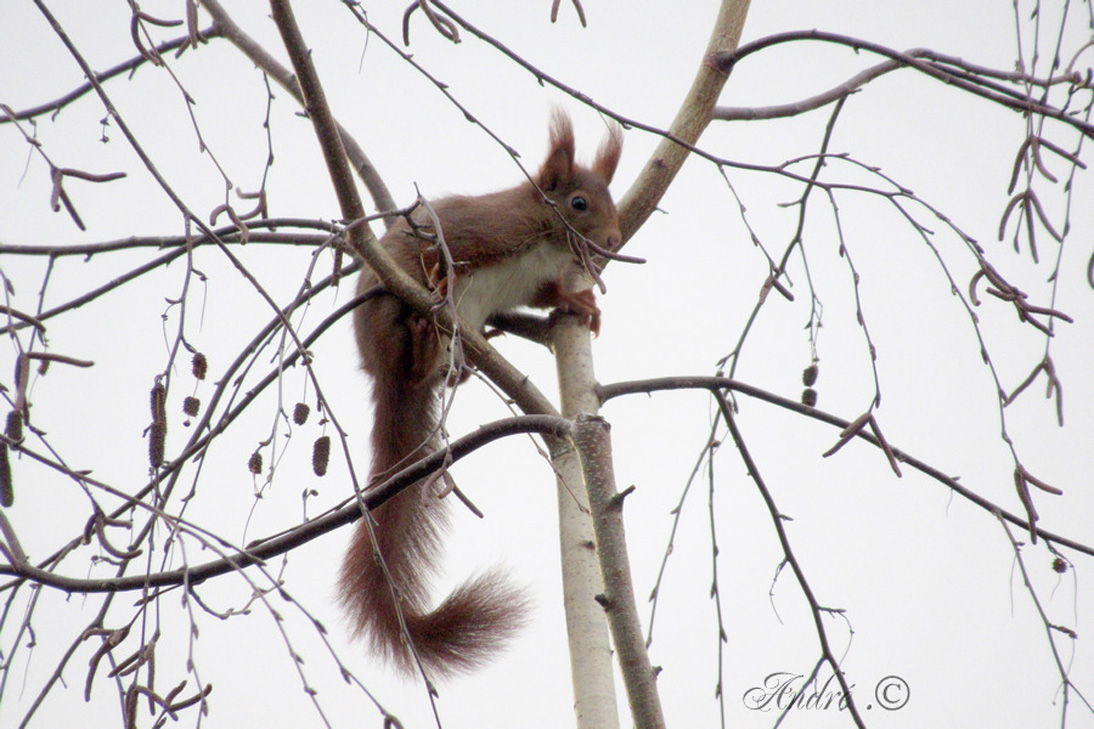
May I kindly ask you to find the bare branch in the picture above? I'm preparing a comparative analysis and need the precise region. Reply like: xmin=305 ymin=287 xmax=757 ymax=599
xmin=597 ymin=376 xmax=1091 ymax=558
xmin=713 ymin=392 xmax=867 ymax=728
xmin=714 ymin=31 xmax=1094 ymax=138
xmin=573 ymin=416 xmax=665 ymax=729
xmin=198 ymin=0 xmax=398 ymax=219
xmin=0 ymin=415 xmax=571 ymax=594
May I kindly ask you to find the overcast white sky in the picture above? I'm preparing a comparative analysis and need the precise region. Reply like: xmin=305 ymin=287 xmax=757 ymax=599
xmin=2 ymin=1 xmax=1093 ymax=728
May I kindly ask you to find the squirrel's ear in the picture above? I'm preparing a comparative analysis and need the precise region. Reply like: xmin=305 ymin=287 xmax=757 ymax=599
xmin=539 ymin=110 xmax=575 ymax=191
xmin=594 ymin=123 xmax=622 ymax=184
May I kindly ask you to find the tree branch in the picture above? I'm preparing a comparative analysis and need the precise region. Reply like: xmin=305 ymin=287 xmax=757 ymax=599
xmin=714 ymin=31 xmax=1094 ymax=138
xmin=597 ymin=376 xmax=1092 ymax=558
xmin=198 ymin=0 xmax=398 ymax=219
xmin=0 ymin=28 xmax=219 ymax=123
xmin=713 ymin=393 xmax=866 ymax=728
xmin=0 ymin=415 xmax=571 ymax=595
xmin=615 ymin=0 xmax=752 ymax=244
xmin=574 ymin=416 xmax=665 ymax=729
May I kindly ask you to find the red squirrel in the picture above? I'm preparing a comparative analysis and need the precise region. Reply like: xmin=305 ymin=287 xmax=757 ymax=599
xmin=340 ymin=111 xmax=623 ymax=678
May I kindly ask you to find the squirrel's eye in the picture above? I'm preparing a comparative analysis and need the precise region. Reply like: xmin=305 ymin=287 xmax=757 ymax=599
xmin=570 ymin=196 xmax=588 ymax=211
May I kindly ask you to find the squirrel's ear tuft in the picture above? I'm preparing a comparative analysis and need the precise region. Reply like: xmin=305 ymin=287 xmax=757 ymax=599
xmin=539 ymin=109 xmax=576 ymax=191
xmin=594 ymin=122 xmax=623 ymax=184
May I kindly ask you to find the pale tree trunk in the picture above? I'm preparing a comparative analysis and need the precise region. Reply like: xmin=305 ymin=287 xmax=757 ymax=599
xmin=552 ymin=1 xmax=752 ymax=728
xmin=554 ymin=323 xmax=619 ymax=729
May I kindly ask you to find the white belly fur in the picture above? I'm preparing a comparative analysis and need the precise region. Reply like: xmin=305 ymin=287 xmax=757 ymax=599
xmin=453 ymin=244 xmax=573 ymax=330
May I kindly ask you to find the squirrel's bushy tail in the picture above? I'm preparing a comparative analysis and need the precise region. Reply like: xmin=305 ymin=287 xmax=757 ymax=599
xmin=340 ymin=297 xmax=527 ymax=677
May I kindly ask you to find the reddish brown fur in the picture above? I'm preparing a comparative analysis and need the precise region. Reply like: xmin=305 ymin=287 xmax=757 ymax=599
xmin=340 ymin=112 xmax=622 ymax=678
